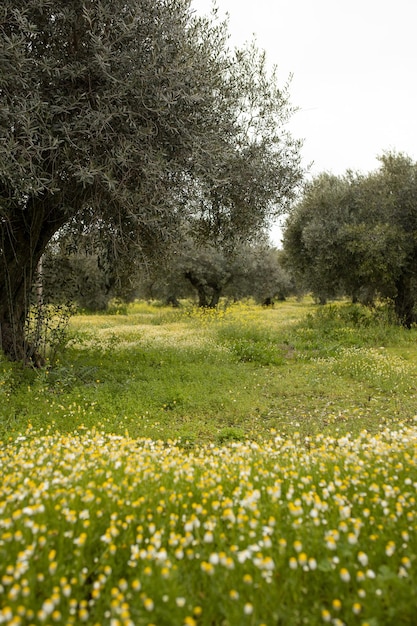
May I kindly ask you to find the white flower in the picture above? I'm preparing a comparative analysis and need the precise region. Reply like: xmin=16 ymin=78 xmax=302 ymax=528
xmin=244 ymin=603 xmax=253 ymax=615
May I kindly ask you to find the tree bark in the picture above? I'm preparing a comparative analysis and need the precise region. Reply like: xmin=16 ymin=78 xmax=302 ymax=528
xmin=208 ymin=285 xmax=222 ymax=308
xmin=184 ymin=271 xmax=224 ymax=308
xmin=184 ymin=271 xmax=208 ymax=307
xmin=0 ymin=195 xmax=67 ymax=362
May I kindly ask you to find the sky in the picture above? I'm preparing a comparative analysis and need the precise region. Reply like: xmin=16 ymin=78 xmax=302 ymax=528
xmin=191 ymin=0 xmax=417 ymax=243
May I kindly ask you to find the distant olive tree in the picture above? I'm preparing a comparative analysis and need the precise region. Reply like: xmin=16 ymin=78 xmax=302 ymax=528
xmin=135 ymin=238 xmax=295 ymax=307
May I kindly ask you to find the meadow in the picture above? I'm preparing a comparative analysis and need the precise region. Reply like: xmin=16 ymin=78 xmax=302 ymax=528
xmin=1 ymin=299 xmax=417 ymax=625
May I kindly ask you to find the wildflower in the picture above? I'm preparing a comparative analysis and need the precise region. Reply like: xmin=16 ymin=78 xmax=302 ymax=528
xmin=278 ymin=538 xmax=287 ymax=552
xmin=200 ymin=562 xmax=214 ymax=575
xmin=340 ymin=568 xmax=350 ymax=582
xmin=73 ymin=533 xmax=87 ymax=547
xmin=41 ymin=600 xmax=55 ymax=616
xmin=325 ymin=530 xmax=339 ymax=550
xmin=357 ymin=552 xmax=368 ymax=567
xmin=352 ymin=603 xmax=362 ymax=615
xmin=78 ymin=608 xmax=89 ymax=622
xmin=143 ymin=598 xmax=154 ymax=612
xmin=293 ymin=540 xmax=303 ymax=553
xmin=401 ymin=556 xmax=411 ymax=569
xmin=321 ymin=609 xmax=332 ymax=622
xmin=244 ymin=603 xmax=253 ymax=615
xmin=289 ymin=557 xmax=298 ymax=570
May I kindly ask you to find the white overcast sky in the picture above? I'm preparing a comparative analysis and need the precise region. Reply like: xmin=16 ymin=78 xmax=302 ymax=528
xmin=191 ymin=0 xmax=417 ymax=242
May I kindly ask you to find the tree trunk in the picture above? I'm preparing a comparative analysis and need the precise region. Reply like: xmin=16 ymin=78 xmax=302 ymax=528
xmin=0 ymin=195 xmax=67 ymax=362
xmin=394 ymin=273 xmax=416 ymax=328
xmin=0 ymin=280 xmax=40 ymax=364
xmin=184 ymin=271 xmax=208 ymax=307
xmin=208 ymin=285 xmax=222 ymax=308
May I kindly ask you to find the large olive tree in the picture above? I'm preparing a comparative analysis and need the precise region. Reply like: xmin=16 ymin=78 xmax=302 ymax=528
xmin=0 ymin=0 xmax=302 ymax=361
xmin=283 ymin=153 xmax=417 ymax=324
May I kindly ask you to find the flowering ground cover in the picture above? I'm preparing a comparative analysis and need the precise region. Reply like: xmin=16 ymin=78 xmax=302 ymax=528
xmin=1 ymin=299 xmax=417 ymax=624
xmin=1 ymin=426 xmax=416 ymax=625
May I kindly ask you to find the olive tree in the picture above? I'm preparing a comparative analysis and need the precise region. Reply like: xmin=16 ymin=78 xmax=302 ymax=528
xmin=0 ymin=0 xmax=302 ymax=361
xmin=283 ymin=153 xmax=417 ymax=325
xmin=282 ymin=173 xmax=355 ymax=303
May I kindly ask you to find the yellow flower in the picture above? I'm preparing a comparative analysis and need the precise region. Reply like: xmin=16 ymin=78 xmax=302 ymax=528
xmin=143 ymin=598 xmax=154 ymax=612
xmin=340 ymin=568 xmax=350 ymax=582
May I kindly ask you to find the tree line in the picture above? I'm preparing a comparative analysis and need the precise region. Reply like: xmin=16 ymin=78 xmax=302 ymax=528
xmin=41 ymin=232 xmax=295 ymax=310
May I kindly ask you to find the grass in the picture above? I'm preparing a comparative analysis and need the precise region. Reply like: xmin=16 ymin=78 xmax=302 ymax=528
xmin=1 ymin=298 xmax=416 ymax=443
xmin=1 ymin=298 xmax=417 ymax=624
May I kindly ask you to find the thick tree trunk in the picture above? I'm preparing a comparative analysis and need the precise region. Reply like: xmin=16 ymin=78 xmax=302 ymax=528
xmin=208 ymin=285 xmax=222 ymax=308
xmin=0 ymin=277 xmax=33 ymax=363
xmin=0 ymin=195 xmax=67 ymax=362
xmin=184 ymin=271 xmax=208 ymax=307
xmin=184 ymin=271 xmax=224 ymax=308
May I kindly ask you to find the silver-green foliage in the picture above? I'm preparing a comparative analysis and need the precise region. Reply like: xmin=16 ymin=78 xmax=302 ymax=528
xmin=0 ymin=0 xmax=303 ymax=360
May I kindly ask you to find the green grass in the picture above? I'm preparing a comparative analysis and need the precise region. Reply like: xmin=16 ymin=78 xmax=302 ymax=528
xmin=1 ymin=299 xmax=417 ymax=625
xmin=1 ymin=298 xmax=416 ymax=443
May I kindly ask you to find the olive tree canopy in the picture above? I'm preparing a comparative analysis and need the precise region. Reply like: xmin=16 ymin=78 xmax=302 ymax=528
xmin=0 ymin=0 xmax=302 ymax=361
xmin=283 ymin=153 xmax=417 ymax=324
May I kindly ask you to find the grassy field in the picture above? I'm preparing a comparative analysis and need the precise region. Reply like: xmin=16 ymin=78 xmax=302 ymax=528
xmin=1 ymin=298 xmax=417 ymax=443
xmin=1 ymin=299 xmax=417 ymax=625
